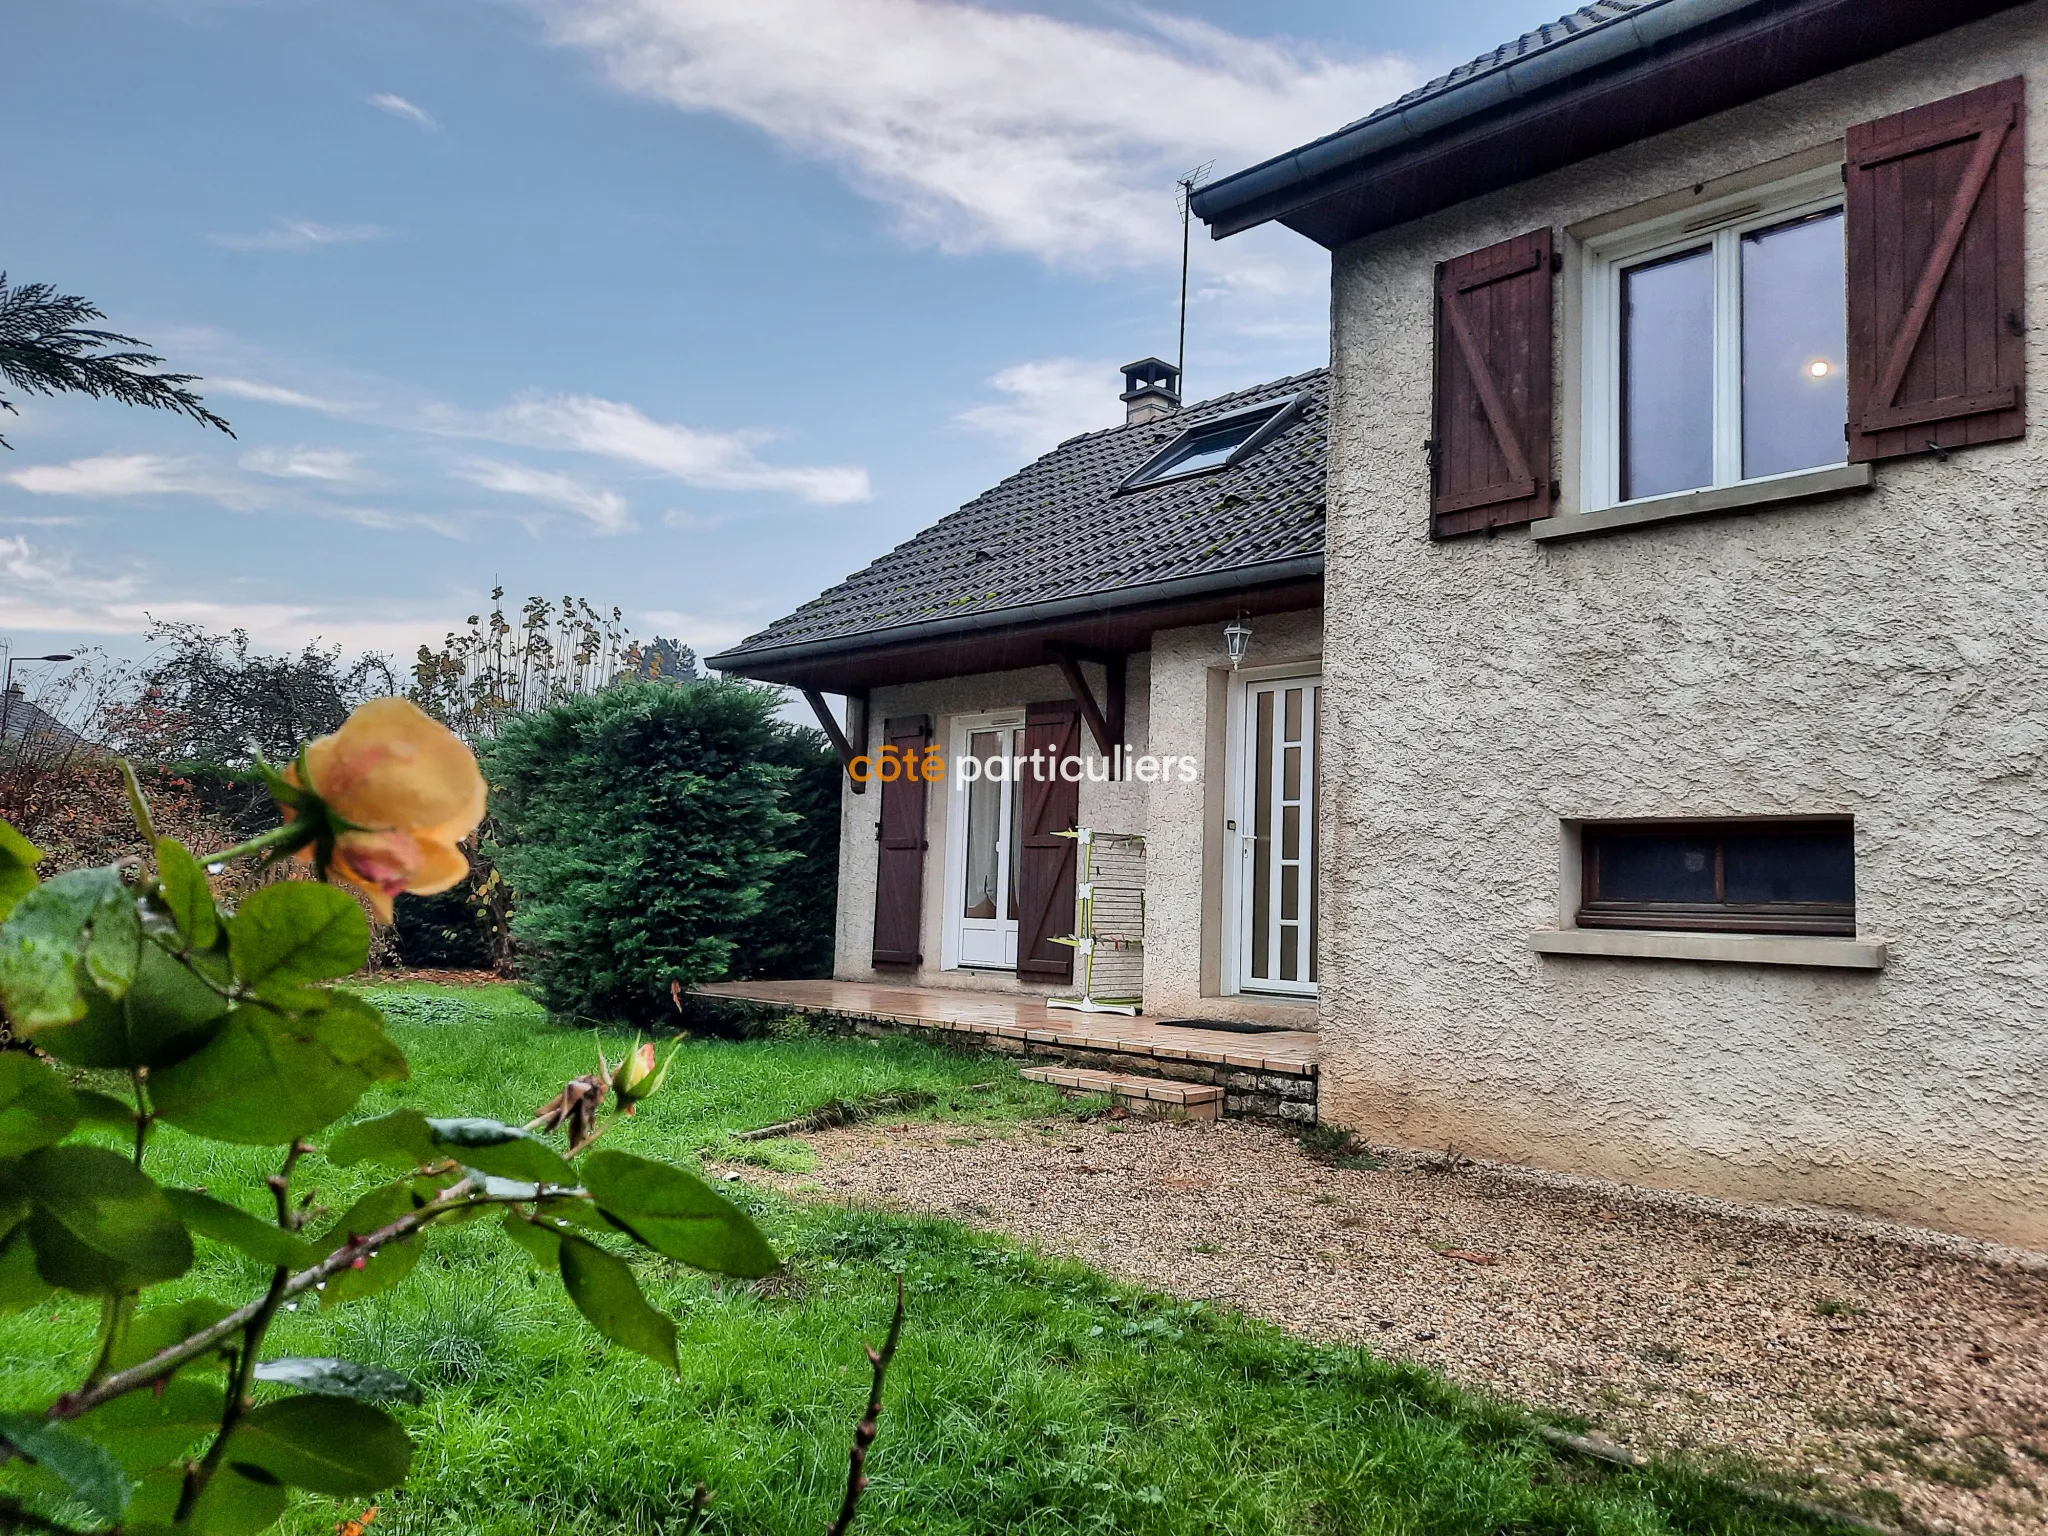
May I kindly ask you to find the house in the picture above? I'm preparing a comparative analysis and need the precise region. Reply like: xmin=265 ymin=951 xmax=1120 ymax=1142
xmin=703 ymin=365 xmax=1331 ymax=1119
xmin=0 ymin=684 xmax=88 ymax=762
xmin=1190 ymin=0 xmax=2046 ymax=1246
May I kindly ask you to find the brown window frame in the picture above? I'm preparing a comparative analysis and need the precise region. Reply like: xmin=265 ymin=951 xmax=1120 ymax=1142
xmin=1578 ymin=818 xmax=1855 ymax=938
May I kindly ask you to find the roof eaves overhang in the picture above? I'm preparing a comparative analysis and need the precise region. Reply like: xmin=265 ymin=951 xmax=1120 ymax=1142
xmin=1190 ymin=0 xmax=2028 ymax=249
xmin=707 ymin=553 xmax=1324 ymax=692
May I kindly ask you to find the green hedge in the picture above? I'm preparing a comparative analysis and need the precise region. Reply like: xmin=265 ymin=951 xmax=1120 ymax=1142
xmin=483 ymin=680 xmax=832 ymax=1024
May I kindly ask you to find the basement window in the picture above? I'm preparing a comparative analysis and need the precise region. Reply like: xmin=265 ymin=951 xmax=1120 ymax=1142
xmin=1578 ymin=819 xmax=1855 ymax=937
xmin=1119 ymin=397 xmax=1297 ymax=491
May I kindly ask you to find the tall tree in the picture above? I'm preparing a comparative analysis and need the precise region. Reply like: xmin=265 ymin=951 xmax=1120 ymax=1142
xmin=410 ymin=587 xmax=696 ymax=742
xmin=105 ymin=622 xmax=398 ymax=769
xmin=0 ymin=272 xmax=233 ymax=446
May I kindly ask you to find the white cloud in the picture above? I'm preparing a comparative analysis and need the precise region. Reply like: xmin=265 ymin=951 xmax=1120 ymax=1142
xmin=0 ymin=536 xmax=139 ymax=604
xmin=0 ymin=536 xmax=454 ymax=655
xmin=532 ymin=0 xmax=1414 ymax=268
xmin=453 ymin=457 xmax=635 ymax=533
xmin=637 ymin=607 xmax=758 ymax=655
xmin=368 ymin=92 xmax=439 ymax=129
xmin=954 ymin=357 xmax=1124 ymax=455
xmin=211 ymin=219 xmax=391 ymax=252
xmin=489 ymin=393 xmax=871 ymax=504
xmin=3 ymin=454 xmax=209 ymax=498
xmin=240 ymin=446 xmax=369 ymax=483
xmin=2 ymin=451 xmax=452 ymax=535
xmin=207 ymin=377 xmax=361 ymax=413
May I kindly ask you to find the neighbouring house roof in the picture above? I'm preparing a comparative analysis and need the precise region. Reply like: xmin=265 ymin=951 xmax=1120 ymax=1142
xmin=1191 ymin=0 xmax=2025 ymax=250
xmin=0 ymin=687 xmax=88 ymax=761
xmin=709 ymin=371 xmax=1327 ymax=692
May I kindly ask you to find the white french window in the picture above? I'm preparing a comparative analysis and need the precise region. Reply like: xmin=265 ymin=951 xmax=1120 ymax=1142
xmin=1580 ymin=167 xmax=1848 ymax=512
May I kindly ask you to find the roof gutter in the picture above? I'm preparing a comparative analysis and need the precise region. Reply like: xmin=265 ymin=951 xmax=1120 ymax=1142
xmin=707 ymin=553 xmax=1324 ymax=677
xmin=1190 ymin=0 xmax=2025 ymax=246
xmin=1193 ymin=0 xmax=1765 ymax=239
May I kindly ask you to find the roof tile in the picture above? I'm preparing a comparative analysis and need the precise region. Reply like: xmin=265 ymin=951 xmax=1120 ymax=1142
xmin=1360 ymin=0 xmax=1657 ymax=128
xmin=713 ymin=370 xmax=1327 ymax=663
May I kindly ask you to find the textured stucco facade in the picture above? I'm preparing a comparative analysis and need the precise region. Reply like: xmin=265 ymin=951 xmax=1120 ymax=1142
xmin=1321 ymin=8 xmax=2048 ymax=1248
xmin=831 ymin=609 xmax=1324 ymax=1026
xmin=834 ymin=658 xmax=1150 ymax=995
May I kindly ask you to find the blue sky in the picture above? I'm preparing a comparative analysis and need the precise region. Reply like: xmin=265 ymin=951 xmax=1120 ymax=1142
xmin=1 ymin=0 xmax=1550 ymax=677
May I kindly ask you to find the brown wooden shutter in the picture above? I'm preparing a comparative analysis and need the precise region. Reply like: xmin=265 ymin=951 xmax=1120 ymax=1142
xmin=1014 ymin=699 xmax=1080 ymax=983
xmin=869 ymin=714 xmax=929 ymax=968
xmin=1430 ymin=227 xmax=1554 ymax=538
xmin=1847 ymin=78 xmax=2025 ymax=461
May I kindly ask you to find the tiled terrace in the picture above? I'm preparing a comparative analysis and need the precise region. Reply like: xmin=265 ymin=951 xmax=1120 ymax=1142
xmin=687 ymin=979 xmax=1319 ymax=1122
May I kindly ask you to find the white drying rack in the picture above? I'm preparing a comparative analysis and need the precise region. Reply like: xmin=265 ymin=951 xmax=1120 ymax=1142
xmin=1047 ymin=828 xmax=1144 ymax=1016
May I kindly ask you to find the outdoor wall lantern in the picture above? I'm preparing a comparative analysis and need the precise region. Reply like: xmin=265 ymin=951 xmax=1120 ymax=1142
xmin=1222 ymin=618 xmax=1252 ymax=670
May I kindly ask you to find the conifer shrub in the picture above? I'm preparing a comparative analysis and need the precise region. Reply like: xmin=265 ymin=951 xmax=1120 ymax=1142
xmin=483 ymin=680 xmax=816 ymax=1024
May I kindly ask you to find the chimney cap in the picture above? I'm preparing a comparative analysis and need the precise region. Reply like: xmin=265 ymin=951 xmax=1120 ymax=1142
xmin=1119 ymin=358 xmax=1181 ymax=424
xmin=1119 ymin=357 xmax=1180 ymax=401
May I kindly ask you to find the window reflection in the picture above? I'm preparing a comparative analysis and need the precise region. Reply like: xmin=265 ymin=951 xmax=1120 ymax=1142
xmin=961 ymin=731 xmax=1004 ymax=920
xmin=1741 ymin=209 xmax=1847 ymax=479
xmin=1621 ymin=245 xmax=1715 ymax=500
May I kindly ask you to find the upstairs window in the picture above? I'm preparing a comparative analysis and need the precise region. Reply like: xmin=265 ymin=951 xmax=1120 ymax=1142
xmin=1583 ymin=170 xmax=1847 ymax=509
xmin=1120 ymin=398 xmax=1295 ymax=491
xmin=1579 ymin=819 xmax=1855 ymax=937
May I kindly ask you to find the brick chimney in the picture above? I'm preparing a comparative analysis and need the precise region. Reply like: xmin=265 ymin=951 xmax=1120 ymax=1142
xmin=1120 ymin=357 xmax=1181 ymax=425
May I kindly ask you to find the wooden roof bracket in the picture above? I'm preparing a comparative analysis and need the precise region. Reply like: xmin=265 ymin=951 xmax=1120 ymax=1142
xmin=1045 ymin=643 xmax=1125 ymax=768
xmin=803 ymin=687 xmax=870 ymax=794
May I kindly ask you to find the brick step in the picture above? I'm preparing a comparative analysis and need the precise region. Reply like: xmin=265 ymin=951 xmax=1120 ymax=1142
xmin=1021 ymin=1065 xmax=1222 ymax=1121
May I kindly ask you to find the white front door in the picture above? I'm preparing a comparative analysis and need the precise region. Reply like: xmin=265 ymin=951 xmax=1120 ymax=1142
xmin=1231 ymin=672 xmax=1320 ymax=995
xmin=948 ymin=716 xmax=1024 ymax=970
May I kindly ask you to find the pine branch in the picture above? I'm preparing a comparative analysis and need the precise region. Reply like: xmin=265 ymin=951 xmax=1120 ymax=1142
xmin=0 ymin=273 xmax=233 ymax=447
xmin=824 ymin=1279 xmax=905 ymax=1536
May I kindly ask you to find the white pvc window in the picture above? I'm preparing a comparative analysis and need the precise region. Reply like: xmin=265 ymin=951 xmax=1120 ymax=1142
xmin=1580 ymin=169 xmax=1847 ymax=512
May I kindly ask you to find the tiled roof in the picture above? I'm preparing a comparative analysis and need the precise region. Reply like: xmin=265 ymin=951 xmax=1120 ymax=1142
xmin=0 ymin=690 xmax=85 ymax=755
xmin=712 ymin=370 xmax=1327 ymax=664
xmin=1358 ymin=1 xmax=1659 ymax=130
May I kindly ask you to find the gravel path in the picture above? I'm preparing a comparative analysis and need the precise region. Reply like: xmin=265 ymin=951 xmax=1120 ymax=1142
xmin=737 ymin=1116 xmax=2048 ymax=1535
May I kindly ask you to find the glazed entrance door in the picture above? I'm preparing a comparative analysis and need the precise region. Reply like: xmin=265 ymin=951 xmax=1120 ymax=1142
xmin=953 ymin=720 xmax=1024 ymax=969
xmin=1234 ymin=673 xmax=1319 ymax=995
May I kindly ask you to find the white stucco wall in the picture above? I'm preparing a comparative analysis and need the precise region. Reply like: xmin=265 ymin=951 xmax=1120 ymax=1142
xmin=831 ymin=658 xmax=1150 ymax=993
xmin=1145 ymin=610 xmax=1324 ymax=1018
xmin=828 ymin=608 xmax=1327 ymax=1019
xmin=1322 ymin=9 xmax=2048 ymax=1247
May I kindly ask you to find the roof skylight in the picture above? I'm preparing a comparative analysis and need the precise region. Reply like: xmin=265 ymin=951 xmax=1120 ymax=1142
xmin=1119 ymin=397 xmax=1297 ymax=491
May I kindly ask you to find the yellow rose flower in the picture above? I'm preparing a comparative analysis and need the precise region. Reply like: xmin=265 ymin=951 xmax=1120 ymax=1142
xmin=286 ymin=698 xmax=486 ymax=922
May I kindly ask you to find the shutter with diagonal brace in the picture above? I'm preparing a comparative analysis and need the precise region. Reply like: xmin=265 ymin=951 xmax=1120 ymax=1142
xmin=1430 ymin=228 xmax=1555 ymax=538
xmin=1847 ymin=78 xmax=2026 ymax=462
xmin=1013 ymin=700 xmax=1080 ymax=983
xmin=869 ymin=714 xmax=929 ymax=967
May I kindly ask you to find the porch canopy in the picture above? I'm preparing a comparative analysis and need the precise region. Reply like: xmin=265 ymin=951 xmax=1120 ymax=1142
xmin=707 ymin=369 xmax=1330 ymax=761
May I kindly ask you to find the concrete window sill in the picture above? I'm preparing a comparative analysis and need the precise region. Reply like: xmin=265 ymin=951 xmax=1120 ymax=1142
xmin=1528 ymin=927 xmax=1888 ymax=970
xmin=1528 ymin=463 xmax=1874 ymax=543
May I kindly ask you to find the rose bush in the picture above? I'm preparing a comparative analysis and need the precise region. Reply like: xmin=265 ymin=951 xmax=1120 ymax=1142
xmin=0 ymin=700 xmax=780 ymax=1535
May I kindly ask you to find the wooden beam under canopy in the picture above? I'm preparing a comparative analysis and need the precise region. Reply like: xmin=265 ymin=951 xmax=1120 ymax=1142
xmin=1046 ymin=644 xmax=1125 ymax=767
xmin=803 ymin=688 xmax=869 ymax=794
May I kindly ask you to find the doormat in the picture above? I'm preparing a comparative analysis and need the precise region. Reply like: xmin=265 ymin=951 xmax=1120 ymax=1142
xmin=1153 ymin=1018 xmax=1294 ymax=1035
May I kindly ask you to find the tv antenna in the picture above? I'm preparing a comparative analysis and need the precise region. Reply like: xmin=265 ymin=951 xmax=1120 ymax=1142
xmin=1176 ymin=162 xmax=1214 ymax=394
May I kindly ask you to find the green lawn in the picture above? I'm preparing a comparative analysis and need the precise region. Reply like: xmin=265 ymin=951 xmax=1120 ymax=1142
xmin=2 ymin=986 xmax=1838 ymax=1535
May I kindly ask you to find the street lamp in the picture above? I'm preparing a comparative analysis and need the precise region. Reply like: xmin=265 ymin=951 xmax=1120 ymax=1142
xmin=1 ymin=653 xmax=75 ymax=750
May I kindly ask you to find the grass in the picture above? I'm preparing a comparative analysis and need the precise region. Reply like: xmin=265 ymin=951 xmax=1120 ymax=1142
xmin=0 ymin=985 xmax=1843 ymax=1535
